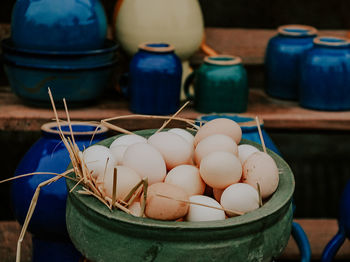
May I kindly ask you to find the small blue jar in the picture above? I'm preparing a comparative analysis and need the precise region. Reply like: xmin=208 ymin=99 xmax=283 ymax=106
xmin=265 ymin=25 xmax=317 ymax=100
xmin=129 ymin=43 xmax=182 ymax=115
xmin=299 ymin=36 xmax=350 ymax=111
xmin=11 ymin=122 xmax=108 ymax=262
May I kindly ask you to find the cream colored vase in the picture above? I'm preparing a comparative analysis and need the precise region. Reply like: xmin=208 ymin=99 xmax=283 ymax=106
xmin=114 ymin=0 xmax=204 ymax=61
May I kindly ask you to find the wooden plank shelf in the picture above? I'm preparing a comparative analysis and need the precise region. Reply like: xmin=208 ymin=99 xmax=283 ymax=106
xmin=1 ymin=87 xmax=350 ymax=132
xmin=1 ymin=219 xmax=349 ymax=262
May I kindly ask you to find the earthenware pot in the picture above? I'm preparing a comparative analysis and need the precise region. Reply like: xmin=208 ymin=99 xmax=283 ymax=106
xmin=265 ymin=25 xmax=317 ymax=100
xmin=11 ymin=0 xmax=107 ymax=51
xmin=321 ymin=180 xmax=350 ymax=262
xmin=128 ymin=43 xmax=182 ymax=115
xmin=114 ymin=0 xmax=203 ymax=61
xmin=299 ymin=36 xmax=350 ymax=111
xmin=66 ymin=129 xmax=295 ymax=262
xmin=11 ymin=122 xmax=108 ymax=262
xmin=184 ymin=56 xmax=248 ymax=113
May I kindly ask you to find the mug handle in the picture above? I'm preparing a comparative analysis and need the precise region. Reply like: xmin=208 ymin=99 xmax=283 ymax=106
xmin=292 ymin=221 xmax=312 ymax=262
xmin=321 ymin=226 xmax=346 ymax=262
xmin=183 ymin=71 xmax=196 ymax=101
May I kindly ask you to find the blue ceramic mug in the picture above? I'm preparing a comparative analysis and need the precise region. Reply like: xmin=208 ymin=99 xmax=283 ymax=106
xmin=265 ymin=25 xmax=317 ymax=100
xmin=128 ymin=43 xmax=182 ymax=115
xmin=299 ymin=36 xmax=350 ymax=111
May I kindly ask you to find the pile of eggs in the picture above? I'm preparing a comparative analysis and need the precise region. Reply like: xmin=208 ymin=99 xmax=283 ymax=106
xmin=82 ymin=118 xmax=279 ymax=222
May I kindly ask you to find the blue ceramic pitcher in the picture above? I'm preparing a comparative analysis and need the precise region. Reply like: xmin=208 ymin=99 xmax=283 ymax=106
xmin=265 ymin=25 xmax=317 ymax=100
xmin=11 ymin=122 xmax=108 ymax=262
xmin=299 ymin=36 xmax=350 ymax=111
xmin=129 ymin=43 xmax=182 ymax=115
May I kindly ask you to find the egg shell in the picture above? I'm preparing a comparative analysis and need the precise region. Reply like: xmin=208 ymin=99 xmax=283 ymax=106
xmin=186 ymin=195 xmax=225 ymax=222
xmin=110 ymin=134 xmax=147 ymax=148
xmin=83 ymin=145 xmax=115 ymax=179
xmin=148 ymin=132 xmax=193 ymax=170
xmin=165 ymin=165 xmax=205 ymax=196
xmin=238 ymin=144 xmax=260 ymax=164
xmin=220 ymin=183 xmax=260 ymax=217
xmin=142 ymin=182 xmax=189 ymax=221
xmin=122 ymin=143 xmax=166 ymax=185
xmin=194 ymin=118 xmax=242 ymax=146
xmin=200 ymin=151 xmax=242 ymax=189
xmin=242 ymin=151 xmax=279 ymax=199
xmin=194 ymin=134 xmax=238 ymax=165
xmin=129 ymin=201 xmax=142 ymax=217
xmin=99 ymin=165 xmax=142 ymax=201
xmin=168 ymin=128 xmax=195 ymax=146
xmin=109 ymin=145 xmax=128 ymax=165
xmin=213 ymin=188 xmax=224 ymax=202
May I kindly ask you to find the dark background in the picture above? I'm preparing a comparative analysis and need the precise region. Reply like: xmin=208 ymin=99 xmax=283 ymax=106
xmin=1 ymin=0 xmax=350 ymax=221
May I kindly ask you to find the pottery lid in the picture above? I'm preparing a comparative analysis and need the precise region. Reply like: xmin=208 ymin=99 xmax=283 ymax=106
xmin=204 ymin=55 xmax=242 ymax=66
xmin=313 ymin=36 xmax=350 ymax=47
xmin=138 ymin=43 xmax=175 ymax=53
xmin=277 ymin=25 xmax=317 ymax=37
xmin=41 ymin=121 xmax=108 ymax=136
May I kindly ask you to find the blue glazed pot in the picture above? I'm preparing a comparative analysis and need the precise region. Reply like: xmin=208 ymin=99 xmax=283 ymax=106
xmin=265 ymin=25 xmax=317 ymax=100
xmin=11 ymin=0 xmax=107 ymax=51
xmin=1 ymin=38 xmax=118 ymax=107
xmin=11 ymin=122 xmax=108 ymax=262
xmin=129 ymin=43 xmax=182 ymax=115
xmin=321 ymin=180 xmax=350 ymax=262
xmin=299 ymin=36 xmax=350 ymax=111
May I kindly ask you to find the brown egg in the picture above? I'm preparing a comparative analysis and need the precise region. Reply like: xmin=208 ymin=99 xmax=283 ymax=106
xmin=242 ymin=151 xmax=279 ymax=199
xmin=142 ymin=183 xmax=189 ymax=221
xmin=194 ymin=118 xmax=242 ymax=146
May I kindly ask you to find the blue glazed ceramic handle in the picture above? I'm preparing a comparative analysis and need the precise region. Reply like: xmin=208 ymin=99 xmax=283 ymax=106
xmin=321 ymin=225 xmax=346 ymax=262
xmin=292 ymin=221 xmax=312 ymax=262
xmin=183 ymin=71 xmax=195 ymax=100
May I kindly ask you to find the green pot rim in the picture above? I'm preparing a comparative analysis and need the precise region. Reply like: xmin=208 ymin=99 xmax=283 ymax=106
xmin=66 ymin=129 xmax=295 ymax=230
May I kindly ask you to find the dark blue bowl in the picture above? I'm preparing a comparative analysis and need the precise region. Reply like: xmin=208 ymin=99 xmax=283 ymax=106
xmin=1 ymin=38 xmax=118 ymax=107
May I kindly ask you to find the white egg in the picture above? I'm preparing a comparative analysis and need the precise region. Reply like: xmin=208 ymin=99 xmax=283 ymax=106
xmin=110 ymin=134 xmax=147 ymax=148
xmin=200 ymin=151 xmax=242 ymax=189
xmin=168 ymin=128 xmax=195 ymax=145
xmin=186 ymin=195 xmax=225 ymax=222
xmin=148 ymin=132 xmax=193 ymax=170
xmin=122 ymin=142 xmax=166 ymax=185
xmin=82 ymin=145 xmax=115 ymax=179
xmin=194 ymin=134 xmax=238 ymax=165
xmin=194 ymin=118 xmax=242 ymax=146
xmin=100 ymin=165 xmax=141 ymax=201
xmin=165 ymin=165 xmax=205 ymax=195
xmin=220 ymin=183 xmax=260 ymax=217
xmin=242 ymin=151 xmax=279 ymax=199
xmin=129 ymin=201 xmax=142 ymax=217
xmin=238 ymin=144 xmax=260 ymax=164
xmin=109 ymin=145 xmax=128 ymax=165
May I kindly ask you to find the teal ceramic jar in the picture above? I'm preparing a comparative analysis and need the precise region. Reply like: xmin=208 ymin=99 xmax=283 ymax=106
xmin=66 ymin=129 xmax=295 ymax=262
xmin=184 ymin=55 xmax=248 ymax=113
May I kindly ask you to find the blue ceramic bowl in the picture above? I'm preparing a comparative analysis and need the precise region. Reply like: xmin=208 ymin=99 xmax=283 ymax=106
xmin=2 ymin=39 xmax=118 ymax=107
xmin=299 ymin=36 xmax=350 ymax=111
xmin=11 ymin=0 xmax=107 ymax=51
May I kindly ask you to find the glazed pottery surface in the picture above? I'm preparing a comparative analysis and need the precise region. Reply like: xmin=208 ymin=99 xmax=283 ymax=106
xmin=114 ymin=0 xmax=204 ymax=60
xmin=265 ymin=25 xmax=317 ymax=100
xmin=185 ymin=56 xmax=248 ymax=113
xmin=11 ymin=0 xmax=107 ymax=51
xmin=129 ymin=43 xmax=182 ymax=115
xmin=66 ymin=129 xmax=295 ymax=262
xmin=2 ymin=39 xmax=118 ymax=107
xmin=12 ymin=122 xmax=108 ymax=239
xmin=299 ymin=36 xmax=350 ymax=111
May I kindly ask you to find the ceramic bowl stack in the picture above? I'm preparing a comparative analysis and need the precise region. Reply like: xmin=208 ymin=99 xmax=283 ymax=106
xmin=2 ymin=0 xmax=118 ymax=107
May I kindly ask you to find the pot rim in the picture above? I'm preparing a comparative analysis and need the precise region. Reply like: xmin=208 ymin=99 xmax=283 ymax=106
xmin=41 ymin=121 xmax=108 ymax=136
xmin=313 ymin=36 xmax=350 ymax=47
xmin=277 ymin=24 xmax=317 ymax=37
xmin=138 ymin=43 xmax=175 ymax=53
xmin=204 ymin=55 xmax=242 ymax=66
xmin=67 ymin=129 xmax=295 ymax=230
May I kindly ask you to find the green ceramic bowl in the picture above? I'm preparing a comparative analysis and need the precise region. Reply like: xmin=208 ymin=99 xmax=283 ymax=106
xmin=66 ymin=129 xmax=295 ymax=262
